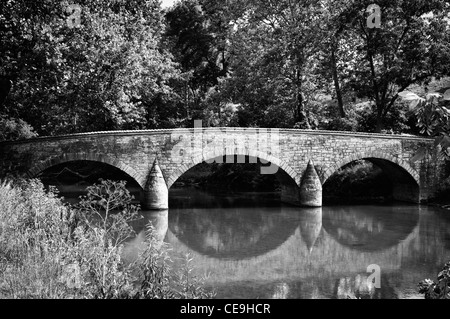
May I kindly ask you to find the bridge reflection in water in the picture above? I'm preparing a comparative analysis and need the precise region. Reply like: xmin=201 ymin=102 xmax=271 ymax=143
xmin=122 ymin=188 xmax=450 ymax=299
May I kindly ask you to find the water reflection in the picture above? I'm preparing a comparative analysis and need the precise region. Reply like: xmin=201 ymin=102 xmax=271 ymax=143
xmin=322 ymin=205 xmax=419 ymax=251
xmin=122 ymin=210 xmax=168 ymax=262
xmin=57 ymin=185 xmax=450 ymax=299
xmin=168 ymin=206 xmax=300 ymax=259
xmin=334 ymin=273 xmax=398 ymax=299
xmin=299 ymin=208 xmax=322 ymax=253
xmin=162 ymin=189 xmax=450 ymax=299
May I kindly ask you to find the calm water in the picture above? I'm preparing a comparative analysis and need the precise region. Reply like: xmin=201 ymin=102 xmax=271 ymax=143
xmin=58 ymin=185 xmax=450 ymax=299
xmin=117 ymin=187 xmax=450 ymax=299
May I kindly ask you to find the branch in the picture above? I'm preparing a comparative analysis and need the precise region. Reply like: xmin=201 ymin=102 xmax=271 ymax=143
xmin=394 ymin=24 xmax=410 ymax=58
xmin=358 ymin=18 xmax=381 ymax=106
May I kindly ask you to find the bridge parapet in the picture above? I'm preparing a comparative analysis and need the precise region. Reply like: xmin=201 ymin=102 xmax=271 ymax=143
xmin=0 ymin=128 xmax=444 ymax=207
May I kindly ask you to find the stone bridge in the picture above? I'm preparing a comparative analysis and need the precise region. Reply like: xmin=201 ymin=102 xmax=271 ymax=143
xmin=0 ymin=127 xmax=445 ymax=208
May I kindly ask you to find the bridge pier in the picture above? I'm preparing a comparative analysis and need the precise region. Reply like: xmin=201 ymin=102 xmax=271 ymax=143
xmin=143 ymin=159 xmax=168 ymax=210
xmin=299 ymin=160 xmax=323 ymax=207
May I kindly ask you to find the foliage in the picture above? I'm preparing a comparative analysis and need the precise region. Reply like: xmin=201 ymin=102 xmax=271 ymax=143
xmin=336 ymin=0 xmax=450 ymax=132
xmin=0 ymin=179 xmax=215 ymax=299
xmin=0 ymin=179 xmax=75 ymax=298
xmin=133 ymin=227 xmax=214 ymax=299
xmin=219 ymin=0 xmax=328 ymax=128
xmin=164 ymin=0 xmax=241 ymax=126
xmin=0 ymin=115 xmax=38 ymax=141
xmin=1 ymin=0 xmax=450 ymax=138
xmin=399 ymin=86 xmax=450 ymax=159
xmin=1 ymin=0 xmax=181 ymax=135
xmin=418 ymin=261 xmax=450 ymax=299
xmin=76 ymin=180 xmax=141 ymax=247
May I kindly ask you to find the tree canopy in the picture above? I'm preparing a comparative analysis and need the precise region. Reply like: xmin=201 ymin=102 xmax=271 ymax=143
xmin=1 ymin=0 xmax=450 ymax=140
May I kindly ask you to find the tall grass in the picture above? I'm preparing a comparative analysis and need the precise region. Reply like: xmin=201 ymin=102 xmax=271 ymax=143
xmin=0 ymin=179 xmax=214 ymax=299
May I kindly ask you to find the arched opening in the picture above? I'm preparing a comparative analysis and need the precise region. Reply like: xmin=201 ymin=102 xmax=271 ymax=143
xmin=168 ymin=154 xmax=300 ymax=206
xmin=322 ymin=158 xmax=420 ymax=204
xmin=166 ymin=154 xmax=302 ymax=259
xmin=37 ymin=160 xmax=143 ymax=204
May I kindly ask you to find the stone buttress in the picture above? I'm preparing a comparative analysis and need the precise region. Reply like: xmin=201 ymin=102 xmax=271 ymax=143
xmin=144 ymin=159 xmax=169 ymax=210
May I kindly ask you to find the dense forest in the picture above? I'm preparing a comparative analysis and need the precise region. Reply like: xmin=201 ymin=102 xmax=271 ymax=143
xmin=0 ymin=0 xmax=449 ymax=144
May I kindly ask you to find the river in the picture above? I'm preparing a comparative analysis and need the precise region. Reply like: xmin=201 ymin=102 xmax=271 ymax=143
xmin=113 ymin=187 xmax=450 ymax=299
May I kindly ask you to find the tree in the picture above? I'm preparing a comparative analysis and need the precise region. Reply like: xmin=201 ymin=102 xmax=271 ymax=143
xmin=207 ymin=0 xmax=330 ymax=128
xmin=399 ymin=85 xmax=450 ymax=159
xmin=337 ymin=0 xmax=450 ymax=132
xmin=0 ymin=0 xmax=181 ymax=136
xmin=165 ymin=0 xmax=240 ymax=125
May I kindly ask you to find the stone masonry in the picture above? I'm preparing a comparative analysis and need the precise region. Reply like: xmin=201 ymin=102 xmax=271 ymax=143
xmin=0 ymin=128 xmax=445 ymax=209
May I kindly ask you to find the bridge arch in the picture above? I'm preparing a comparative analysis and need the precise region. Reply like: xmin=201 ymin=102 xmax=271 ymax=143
xmin=167 ymin=149 xmax=299 ymax=189
xmin=27 ymin=152 xmax=146 ymax=189
xmin=321 ymin=151 xmax=420 ymax=202
xmin=322 ymin=151 xmax=420 ymax=185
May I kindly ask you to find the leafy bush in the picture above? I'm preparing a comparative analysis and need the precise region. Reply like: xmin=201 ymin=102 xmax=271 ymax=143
xmin=0 ymin=179 xmax=214 ymax=299
xmin=355 ymin=103 xmax=410 ymax=134
xmin=0 ymin=179 xmax=74 ymax=298
xmin=399 ymin=88 xmax=450 ymax=159
xmin=323 ymin=117 xmax=359 ymax=132
xmin=418 ymin=261 xmax=450 ymax=299
xmin=0 ymin=116 xmax=38 ymax=142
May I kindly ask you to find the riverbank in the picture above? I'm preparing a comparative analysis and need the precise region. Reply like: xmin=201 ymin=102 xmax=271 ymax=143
xmin=428 ymin=196 xmax=450 ymax=211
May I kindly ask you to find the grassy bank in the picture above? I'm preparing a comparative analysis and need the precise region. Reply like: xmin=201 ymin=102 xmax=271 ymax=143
xmin=0 ymin=179 xmax=214 ymax=299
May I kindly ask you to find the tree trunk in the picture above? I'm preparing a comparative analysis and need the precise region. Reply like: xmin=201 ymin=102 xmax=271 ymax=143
xmin=331 ymin=49 xmax=345 ymax=118
xmin=296 ymin=91 xmax=304 ymax=123
xmin=375 ymin=107 xmax=384 ymax=133
xmin=294 ymin=62 xmax=310 ymax=128
xmin=296 ymin=91 xmax=310 ymax=129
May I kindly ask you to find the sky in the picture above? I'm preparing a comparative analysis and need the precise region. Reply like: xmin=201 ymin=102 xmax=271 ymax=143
xmin=161 ymin=0 xmax=176 ymax=8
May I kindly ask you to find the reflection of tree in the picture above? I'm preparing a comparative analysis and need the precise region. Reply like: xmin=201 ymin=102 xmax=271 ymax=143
xmin=272 ymin=282 xmax=290 ymax=299
xmin=169 ymin=187 xmax=281 ymax=209
xmin=335 ymin=274 xmax=398 ymax=299
xmin=165 ymin=199 xmax=450 ymax=298
xmin=323 ymin=205 xmax=419 ymax=251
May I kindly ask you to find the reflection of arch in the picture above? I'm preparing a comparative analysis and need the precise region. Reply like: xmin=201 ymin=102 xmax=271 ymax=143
xmin=167 ymin=149 xmax=298 ymax=189
xmin=27 ymin=153 xmax=146 ymax=189
xmin=322 ymin=152 xmax=420 ymax=185
xmin=167 ymin=205 xmax=300 ymax=259
xmin=321 ymin=205 xmax=419 ymax=252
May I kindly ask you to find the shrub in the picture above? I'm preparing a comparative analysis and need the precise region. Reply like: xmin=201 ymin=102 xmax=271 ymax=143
xmin=0 ymin=179 xmax=73 ymax=298
xmin=0 ymin=179 xmax=215 ymax=299
xmin=324 ymin=117 xmax=359 ymax=132
xmin=0 ymin=116 xmax=38 ymax=142
xmin=418 ymin=261 xmax=450 ymax=299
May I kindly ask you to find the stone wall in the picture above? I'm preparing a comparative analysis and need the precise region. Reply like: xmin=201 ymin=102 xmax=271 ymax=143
xmin=0 ymin=128 xmax=444 ymax=207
